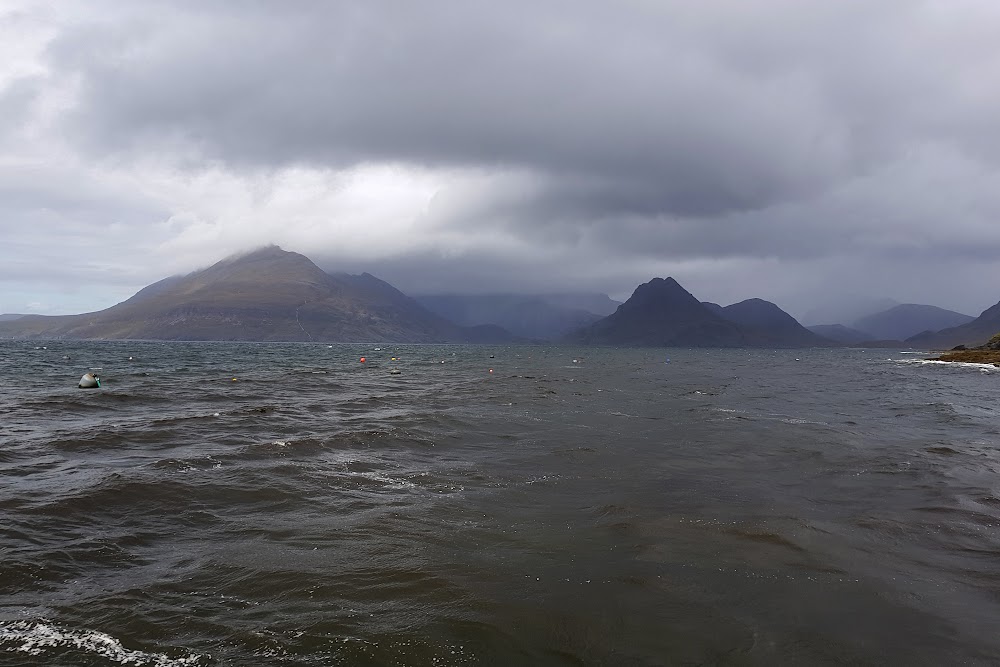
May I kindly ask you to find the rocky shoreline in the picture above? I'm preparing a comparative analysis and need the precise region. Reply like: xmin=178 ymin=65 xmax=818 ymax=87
xmin=928 ymin=333 xmax=1000 ymax=366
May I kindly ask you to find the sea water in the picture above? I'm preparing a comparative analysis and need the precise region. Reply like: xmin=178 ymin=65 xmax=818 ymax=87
xmin=1 ymin=341 xmax=999 ymax=665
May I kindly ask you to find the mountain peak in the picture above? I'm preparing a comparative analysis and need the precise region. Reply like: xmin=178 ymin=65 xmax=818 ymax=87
xmin=223 ymin=244 xmax=285 ymax=259
xmin=571 ymin=276 xmax=746 ymax=346
xmin=615 ymin=277 xmax=708 ymax=319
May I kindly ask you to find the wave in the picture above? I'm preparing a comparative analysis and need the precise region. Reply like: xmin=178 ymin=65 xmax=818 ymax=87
xmin=0 ymin=619 xmax=207 ymax=666
xmin=895 ymin=359 xmax=1000 ymax=373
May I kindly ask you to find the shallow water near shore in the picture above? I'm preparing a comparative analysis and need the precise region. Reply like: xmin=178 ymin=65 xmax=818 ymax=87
xmin=1 ymin=340 xmax=999 ymax=665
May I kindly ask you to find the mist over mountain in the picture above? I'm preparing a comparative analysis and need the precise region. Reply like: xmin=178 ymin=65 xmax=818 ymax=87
xmin=416 ymin=294 xmax=604 ymax=340
xmin=535 ymin=293 xmax=621 ymax=317
xmin=850 ymin=304 xmax=974 ymax=342
xmin=0 ymin=247 xmax=514 ymax=343
xmin=807 ymin=324 xmax=874 ymax=345
xmin=802 ymin=297 xmax=901 ymax=328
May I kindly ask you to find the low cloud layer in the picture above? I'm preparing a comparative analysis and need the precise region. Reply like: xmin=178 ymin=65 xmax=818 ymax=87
xmin=2 ymin=0 xmax=1000 ymax=322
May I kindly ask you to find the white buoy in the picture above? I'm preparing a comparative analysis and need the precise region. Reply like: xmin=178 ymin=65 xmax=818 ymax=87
xmin=78 ymin=372 xmax=100 ymax=389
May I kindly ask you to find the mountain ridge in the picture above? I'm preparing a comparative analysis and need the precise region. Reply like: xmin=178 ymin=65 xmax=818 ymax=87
xmin=0 ymin=246 xmax=515 ymax=343
xmin=570 ymin=279 xmax=831 ymax=347
xmin=907 ymin=299 xmax=1000 ymax=348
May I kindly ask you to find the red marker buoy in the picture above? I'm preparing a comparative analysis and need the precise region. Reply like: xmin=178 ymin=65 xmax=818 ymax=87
xmin=360 ymin=357 xmax=366 ymax=363
xmin=489 ymin=368 xmax=494 ymax=374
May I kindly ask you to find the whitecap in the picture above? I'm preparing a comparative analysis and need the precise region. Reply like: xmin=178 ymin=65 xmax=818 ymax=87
xmin=0 ymin=620 xmax=206 ymax=666
xmin=895 ymin=359 xmax=999 ymax=372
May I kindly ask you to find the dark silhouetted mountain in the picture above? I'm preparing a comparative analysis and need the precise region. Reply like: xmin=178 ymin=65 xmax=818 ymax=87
xmin=719 ymin=298 xmax=832 ymax=347
xmin=701 ymin=302 xmax=725 ymax=316
xmin=570 ymin=280 xmax=832 ymax=347
xmin=416 ymin=294 xmax=602 ymax=340
xmin=0 ymin=246 xmax=515 ymax=343
xmin=907 ymin=299 xmax=1000 ymax=349
xmin=807 ymin=324 xmax=874 ymax=345
xmin=568 ymin=277 xmax=747 ymax=346
xmin=851 ymin=304 xmax=974 ymax=341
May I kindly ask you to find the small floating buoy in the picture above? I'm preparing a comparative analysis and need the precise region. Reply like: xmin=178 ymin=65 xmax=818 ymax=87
xmin=572 ymin=359 xmax=578 ymax=363
xmin=231 ymin=377 xmax=238 ymax=382
xmin=78 ymin=372 xmax=100 ymax=389
xmin=440 ymin=360 xmax=445 ymax=364
xmin=391 ymin=357 xmax=397 ymax=361
xmin=389 ymin=369 xmax=401 ymax=375
xmin=127 ymin=356 xmax=134 ymax=361
xmin=489 ymin=354 xmax=495 ymax=359
xmin=360 ymin=357 xmax=366 ymax=363
xmin=488 ymin=368 xmax=494 ymax=374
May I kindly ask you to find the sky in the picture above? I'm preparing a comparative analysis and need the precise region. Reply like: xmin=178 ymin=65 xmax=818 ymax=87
xmin=2 ymin=0 xmax=1000 ymax=324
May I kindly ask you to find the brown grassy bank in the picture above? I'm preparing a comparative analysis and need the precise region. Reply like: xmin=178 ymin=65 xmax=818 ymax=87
xmin=929 ymin=350 xmax=1000 ymax=365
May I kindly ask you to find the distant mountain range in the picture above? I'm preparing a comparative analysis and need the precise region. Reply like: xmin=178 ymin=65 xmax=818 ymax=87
xmin=2 ymin=245 xmax=997 ymax=348
xmin=907 ymin=300 xmax=1000 ymax=349
xmin=805 ymin=304 xmax=982 ymax=347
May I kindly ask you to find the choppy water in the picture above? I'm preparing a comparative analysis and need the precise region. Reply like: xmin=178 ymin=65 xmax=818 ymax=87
xmin=1 ymin=341 xmax=999 ymax=665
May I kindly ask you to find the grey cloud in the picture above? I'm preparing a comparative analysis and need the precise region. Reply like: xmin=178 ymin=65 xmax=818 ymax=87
xmin=6 ymin=0 xmax=1000 ymax=318
xmin=52 ymin=1 xmax=878 ymax=217
xmin=49 ymin=1 xmax=1000 ymax=238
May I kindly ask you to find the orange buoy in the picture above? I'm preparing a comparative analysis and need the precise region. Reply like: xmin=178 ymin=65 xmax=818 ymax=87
xmin=360 ymin=357 xmax=366 ymax=363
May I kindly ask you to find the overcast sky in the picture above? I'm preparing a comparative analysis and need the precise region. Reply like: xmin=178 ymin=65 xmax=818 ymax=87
xmin=2 ymin=0 xmax=1000 ymax=323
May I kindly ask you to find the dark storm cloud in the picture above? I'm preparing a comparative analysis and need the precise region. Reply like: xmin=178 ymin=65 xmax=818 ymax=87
xmin=49 ymin=1 xmax=1000 ymax=239
xmin=51 ymin=0 xmax=881 ymax=219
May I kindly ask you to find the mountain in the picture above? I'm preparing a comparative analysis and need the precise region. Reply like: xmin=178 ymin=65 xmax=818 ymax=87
xmin=0 ymin=246 xmax=515 ymax=343
xmin=701 ymin=302 xmax=725 ymax=316
xmin=568 ymin=277 xmax=747 ymax=346
xmin=416 ymin=294 xmax=602 ymax=340
xmin=802 ymin=297 xmax=900 ymax=328
xmin=851 ymin=304 xmax=974 ymax=341
xmin=807 ymin=324 xmax=874 ymax=345
xmin=0 ymin=314 xmax=27 ymax=322
xmin=907 ymin=299 xmax=1000 ymax=349
xmin=719 ymin=298 xmax=832 ymax=347
xmin=570 ymin=279 xmax=831 ymax=348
